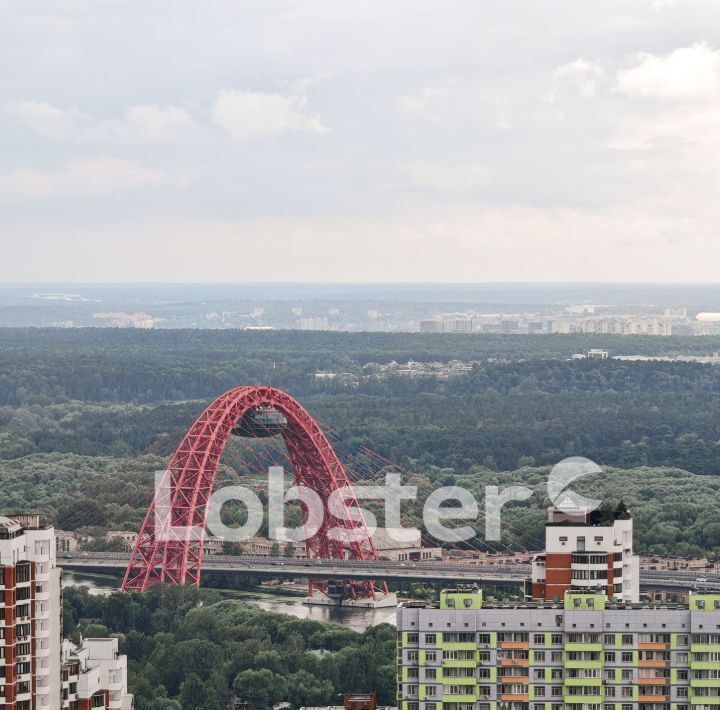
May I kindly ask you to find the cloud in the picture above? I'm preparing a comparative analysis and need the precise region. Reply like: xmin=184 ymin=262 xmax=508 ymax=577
xmin=650 ymin=0 xmax=675 ymax=12
xmin=7 ymin=101 xmax=86 ymax=140
xmin=212 ymin=89 xmax=328 ymax=142
xmin=0 ymin=158 xmax=192 ymax=200
xmin=398 ymin=86 xmax=451 ymax=122
xmin=545 ymin=59 xmax=604 ymax=102
xmin=404 ymin=161 xmax=492 ymax=191
xmin=8 ymin=101 xmax=196 ymax=143
xmin=610 ymin=105 xmax=720 ymax=152
xmin=612 ymin=43 xmax=720 ymax=158
xmin=617 ymin=42 xmax=720 ymax=100
xmin=94 ymin=105 xmax=197 ymax=142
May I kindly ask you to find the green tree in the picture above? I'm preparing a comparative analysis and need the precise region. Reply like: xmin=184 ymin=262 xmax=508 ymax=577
xmin=287 ymin=670 xmax=334 ymax=707
xmin=179 ymin=674 xmax=205 ymax=709
xmin=233 ymin=669 xmax=286 ymax=709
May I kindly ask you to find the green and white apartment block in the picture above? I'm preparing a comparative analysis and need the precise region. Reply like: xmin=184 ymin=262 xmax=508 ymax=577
xmin=397 ymin=587 xmax=720 ymax=710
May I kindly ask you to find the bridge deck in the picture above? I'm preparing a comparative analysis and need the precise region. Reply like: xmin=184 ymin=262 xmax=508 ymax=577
xmin=56 ymin=553 xmax=720 ymax=591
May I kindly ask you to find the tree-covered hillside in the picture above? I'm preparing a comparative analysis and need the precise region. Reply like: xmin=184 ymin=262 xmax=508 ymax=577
xmin=0 ymin=328 xmax=719 ymax=557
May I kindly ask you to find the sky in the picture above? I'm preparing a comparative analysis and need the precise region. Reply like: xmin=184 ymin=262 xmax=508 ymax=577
xmin=1 ymin=0 xmax=720 ymax=283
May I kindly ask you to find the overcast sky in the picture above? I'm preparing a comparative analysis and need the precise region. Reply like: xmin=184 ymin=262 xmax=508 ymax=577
xmin=2 ymin=0 xmax=720 ymax=282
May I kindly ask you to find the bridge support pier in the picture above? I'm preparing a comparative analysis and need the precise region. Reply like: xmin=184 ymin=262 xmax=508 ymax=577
xmin=303 ymin=592 xmax=399 ymax=608
xmin=304 ymin=580 xmax=398 ymax=608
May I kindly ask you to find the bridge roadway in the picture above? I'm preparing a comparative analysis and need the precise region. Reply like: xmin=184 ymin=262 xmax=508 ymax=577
xmin=57 ymin=553 xmax=720 ymax=591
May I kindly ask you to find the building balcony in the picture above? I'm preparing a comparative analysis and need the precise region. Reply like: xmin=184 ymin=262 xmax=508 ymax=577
xmin=564 ymin=643 xmax=603 ymax=652
xmin=500 ymin=642 xmax=529 ymax=650
xmin=439 ymin=642 xmax=477 ymax=651
xmin=440 ymin=676 xmax=475 ymax=685
xmin=691 ymin=679 xmax=720 ymax=688
xmin=638 ymin=660 xmax=669 ymax=668
xmin=564 ymin=660 xmax=603 ymax=670
xmin=442 ymin=659 xmax=477 ymax=668
xmin=638 ymin=642 xmax=669 ymax=651
xmin=691 ymin=643 xmax=720 ymax=653
xmin=441 ymin=693 xmax=478 ymax=703
xmin=562 ymin=694 xmax=603 ymax=705
xmin=689 ymin=695 xmax=720 ymax=706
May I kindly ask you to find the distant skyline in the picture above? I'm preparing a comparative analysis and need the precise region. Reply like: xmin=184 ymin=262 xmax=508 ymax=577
xmin=2 ymin=1 xmax=720 ymax=282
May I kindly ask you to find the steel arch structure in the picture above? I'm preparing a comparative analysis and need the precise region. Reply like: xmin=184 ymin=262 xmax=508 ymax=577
xmin=122 ymin=386 xmax=384 ymax=598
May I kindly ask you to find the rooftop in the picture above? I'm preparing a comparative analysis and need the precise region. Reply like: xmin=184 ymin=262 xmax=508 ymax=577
xmin=0 ymin=516 xmax=22 ymax=534
xmin=401 ymin=587 xmax=720 ymax=612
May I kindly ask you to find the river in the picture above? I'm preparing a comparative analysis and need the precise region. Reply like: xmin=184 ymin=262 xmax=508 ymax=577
xmin=62 ymin=572 xmax=397 ymax=632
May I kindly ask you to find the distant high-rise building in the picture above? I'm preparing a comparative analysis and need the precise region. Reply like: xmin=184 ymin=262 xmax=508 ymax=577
xmin=526 ymin=321 xmax=546 ymax=334
xmin=444 ymin=315 xmax=473 ymax=334
xmin=581 ymin=318 xmax=672 ymax=336
xmin=549 ymin=320 xmax=572 ymax=334
xmin=419 ymin=319 xmax=444 ymax=334
xmin=664 ymin=307 xmax=687 ymax=318
xmin=500 ymin=319 xmax=519 ymax=334
xmin=299 ymin=317 xmax=329 ymax=331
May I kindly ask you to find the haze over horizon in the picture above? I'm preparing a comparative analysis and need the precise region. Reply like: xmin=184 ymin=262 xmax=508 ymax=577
xmin=2 ymin=1 xmax=720 ymax=283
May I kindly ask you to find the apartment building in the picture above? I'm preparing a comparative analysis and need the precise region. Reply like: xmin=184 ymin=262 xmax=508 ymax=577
xmin=0 ymin=515 xmax=133 ymax=710
xmin=0 ymin=514 xmax=62 ymax=710
xmin=397 ymin=587 xmax=720 ymax=710
xmin=61 ymin=638 xmax=132 ymax=710
xmin=529 ymin=506 xmax=640 ymax=604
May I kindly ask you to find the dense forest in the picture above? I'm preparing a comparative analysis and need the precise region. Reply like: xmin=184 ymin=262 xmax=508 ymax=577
xmin=2 ymin=327 xmax=720 ymax=707
xmin=63 ymin=585 xmax=396 ymax=710
xmin=1 ymin=328 xmax=720 ymax=406
xmin=1 ymin=328 xmax=719 ymax=557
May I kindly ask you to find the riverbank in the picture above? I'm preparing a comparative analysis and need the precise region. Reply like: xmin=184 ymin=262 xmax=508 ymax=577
xmin=62 ymin=571 xmax=397 ymax=631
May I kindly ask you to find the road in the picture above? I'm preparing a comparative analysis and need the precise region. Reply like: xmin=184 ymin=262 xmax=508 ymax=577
xmin=56 ymin=553 xmax=720 ymax=591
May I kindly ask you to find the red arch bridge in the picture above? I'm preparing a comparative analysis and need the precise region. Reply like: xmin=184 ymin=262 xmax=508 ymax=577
xmin=121 ymin=386 xmax=395 ymax=606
